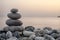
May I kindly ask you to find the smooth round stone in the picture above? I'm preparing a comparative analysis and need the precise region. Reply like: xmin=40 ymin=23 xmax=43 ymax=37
xmin=44 ymin=29 xmax=52 ymax=35
xmin=6 ymin=19 xmax=23 ymax=26
xmin=6 ymin=31 xmax=12 ymax=38
xmin=1 ymin=33 xmax=6 ymax=39
xmin=43 ymin=27 xmax=52 ymax=31
xmin=13 ymin=31 xmax=20 ymax=38
xmin=0 ymin=38 xmax=5 ymax=40
xmin=7 ymin=13 xmax=21 ymax=20
xmin=3 ymin=27 xmax=9 ymax=32
xmin=34 ymin=29 xmax=41 ymax=37
xmin=23 ymin=31 xmax=35 ymax=37
xmin=17 ymin=38 xmax=23 ymax=40
xmin=9 ymin=26 xmax=24 ymax=32
xmin=7 ymin=37 xmax=18 ymax=40
xmin=34 ymin=29 xmax=45 ymax=37
xmin=56 ymin=37 xmax=60 ymax=40
xmin=3 ymin=26 xmax=24 ymax=32
xmin=51 ymin=33 xmax=59 ymax=39
xmin=22 ymin=37 xmax=32 ymax=40
xmin=11 ymin=8 xmax=18 ymax=13
xmin=25 ymin=26 xmax=35 ymax=32
xmin=29 ymin=34 xmax=36 ymax=39
xmin=52 ymin=29 xmax=59 ymax=33
xmin=0 ymin=33 xmax=6 ymax=39
xmin=44 ymin=34 xmax=55 ymax=40
xmin=35 ymin=37 xmax=45 ymax=40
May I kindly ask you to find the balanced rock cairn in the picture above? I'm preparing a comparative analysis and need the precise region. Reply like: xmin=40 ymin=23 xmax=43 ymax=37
xmin=6 ymin=8 xmax=22 ymax=26
xmin=3 ymin=9 xmax=24 ymax=32
xmin=0 ymin=9 xmax=60 ymax=40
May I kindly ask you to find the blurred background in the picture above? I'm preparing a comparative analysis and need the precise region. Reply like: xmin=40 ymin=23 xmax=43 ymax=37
xmin=0 ymin=0 xmax=60 ymax=29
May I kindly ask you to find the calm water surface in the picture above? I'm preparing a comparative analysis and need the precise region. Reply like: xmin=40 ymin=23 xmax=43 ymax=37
xmin=0 ymin=17 xmax=60 ymax=29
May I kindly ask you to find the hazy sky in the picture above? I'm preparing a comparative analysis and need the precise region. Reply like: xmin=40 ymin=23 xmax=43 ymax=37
xmin=0 ymin=0 xmax=60 ymax=17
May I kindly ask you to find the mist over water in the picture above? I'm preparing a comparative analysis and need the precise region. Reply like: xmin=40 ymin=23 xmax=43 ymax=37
xmin=0 ymin=17 xmax=60 ymax=29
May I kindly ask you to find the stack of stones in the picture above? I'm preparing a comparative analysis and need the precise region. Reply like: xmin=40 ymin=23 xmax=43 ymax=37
xmin=0 ymin=9 xmax=60 ymax=40
xmin=6 ymin=8 xmax=23 ymax=26
xmin=4 ymin=8 xmax=24 ymax=32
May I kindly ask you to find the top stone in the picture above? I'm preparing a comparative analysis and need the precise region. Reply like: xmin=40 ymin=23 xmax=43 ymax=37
xmin=11 ymin=8 xmax=18 ymax=13
xmin=8 ymin=8 xmax=21 ymax=20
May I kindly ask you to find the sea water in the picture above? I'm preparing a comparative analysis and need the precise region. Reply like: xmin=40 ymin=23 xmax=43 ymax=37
xmin=0 ymin=17 xmax=60 ymax=29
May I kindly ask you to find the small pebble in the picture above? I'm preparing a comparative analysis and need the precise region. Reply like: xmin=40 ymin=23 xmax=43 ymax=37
xmin=6 ymin=31 xmax=12 ymax=39
xmin=25 ymin=26 xmax=35 ymax=32
xmin=7 ymin=37 xmax=17 ymax=40
xmin=13 ymin=31 xmax=20 ymax=38
xmin=23 ymin=31 xmax=35 ymax=37
xmin=35 ymin=37 xmax=45 ymax=40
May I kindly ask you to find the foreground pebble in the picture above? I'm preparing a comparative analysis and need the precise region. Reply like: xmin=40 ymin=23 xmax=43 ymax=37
xmin=35 ymin=37 xmax=45 ymax=40
xmin=23 ymin=31 xmax=35 ymax=37
xmin=7 ymin=37 xmax=17 ymax=40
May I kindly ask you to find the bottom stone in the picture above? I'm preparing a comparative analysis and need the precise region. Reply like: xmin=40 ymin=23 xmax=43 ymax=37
xmin=3 ymin=26 xmax=24 ymax=32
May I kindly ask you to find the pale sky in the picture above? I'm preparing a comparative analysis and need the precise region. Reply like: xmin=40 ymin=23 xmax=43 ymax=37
xmin=0 ymin=0 xmax=60 ymax=17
